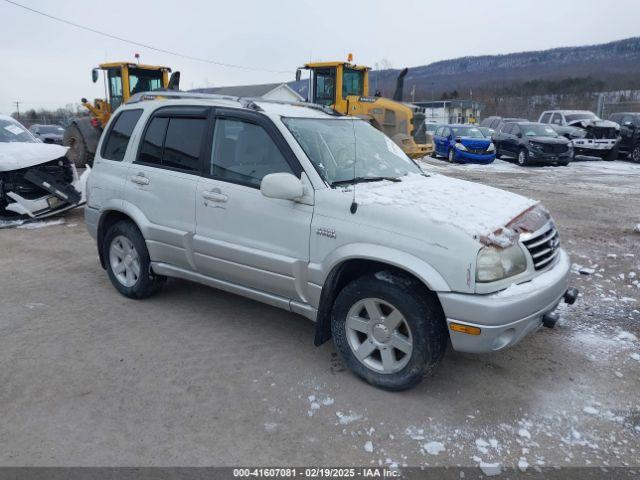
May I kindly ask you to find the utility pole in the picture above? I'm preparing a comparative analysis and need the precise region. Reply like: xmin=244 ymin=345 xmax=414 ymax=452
xmin=14 ymin=101 xmax=21 ymax=116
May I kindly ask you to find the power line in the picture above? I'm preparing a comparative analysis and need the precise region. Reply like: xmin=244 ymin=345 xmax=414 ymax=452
xmin=2 ymin=0 xmax=292 ymax=75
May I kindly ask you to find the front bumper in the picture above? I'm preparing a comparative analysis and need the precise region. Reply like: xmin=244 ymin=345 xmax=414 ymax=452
xmin=528 ymin=150 xmax=572 ymax=163
xmin=0 ymin=166 xmax=90 ymax=228
xmin=438 ymin=249 xmax=571 ymax=353
xmin=455 ymin=149 xmax=495 ymax=164
xmin=572 ymin=138 xmax=618 ymax=156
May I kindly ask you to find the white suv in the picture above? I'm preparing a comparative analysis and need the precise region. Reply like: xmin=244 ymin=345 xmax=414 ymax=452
xmin=85 ymin=93 xmax=577 ymax=390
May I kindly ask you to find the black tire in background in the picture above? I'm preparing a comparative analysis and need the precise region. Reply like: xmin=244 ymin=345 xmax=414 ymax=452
xmin=63 ymin=124 xmax=92 ymax=168
xmin=632 ymin=145 xmax=640 ymax=162
xmin=604 ymin=146 xmax=619 ymax=161
xmin=517 ymin=148 xmax=529 ymax=166
xmin=103 ymin=220 xmax=165 ymax=299
xmin=331 ymin=272 xmax=447 ymax=391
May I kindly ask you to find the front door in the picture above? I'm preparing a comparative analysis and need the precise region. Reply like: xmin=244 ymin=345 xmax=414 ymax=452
xmin=193 ymin=109 xmax=313 ymax=302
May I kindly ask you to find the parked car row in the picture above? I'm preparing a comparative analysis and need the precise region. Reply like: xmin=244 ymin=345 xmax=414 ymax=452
xmin=428 ymin=109 xmax=639 ymax=167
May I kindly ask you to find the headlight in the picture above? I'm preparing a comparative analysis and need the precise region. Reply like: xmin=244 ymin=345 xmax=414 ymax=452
xmin=487 ymin=143 xmax=495 ymax=152
xmin=476 ymin=244 xmax=527 ymax=282
xmin=455 ymin=143 xmax=468 ymax=151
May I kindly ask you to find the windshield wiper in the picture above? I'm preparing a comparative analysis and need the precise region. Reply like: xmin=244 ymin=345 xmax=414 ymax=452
xmin=331 ymin=176 xmax=402 ymax=187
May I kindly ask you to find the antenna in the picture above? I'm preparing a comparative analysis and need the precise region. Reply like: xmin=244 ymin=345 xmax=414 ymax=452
xmin=350 ymin=119 xmax=358 ymax=214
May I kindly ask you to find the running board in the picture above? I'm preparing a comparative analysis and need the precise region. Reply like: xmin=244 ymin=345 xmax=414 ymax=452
xmin=150 ymin=262 xmax=318 ymax=321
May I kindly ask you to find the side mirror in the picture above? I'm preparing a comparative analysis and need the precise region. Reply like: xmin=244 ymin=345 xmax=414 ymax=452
xmin=516 ymin=132 xmax=523 ymax=138
xmin=623 ymin=121 xmax=635 ymax=128
xmin=261 ymin=173 xmax=304 ymax=201
xmin=91 ymin=68 xmax=99 ymax=83
xmin=454 ymin=136 xmax=461 ymax=143
xmin=295 ymin=68 xmax=302 ymax=82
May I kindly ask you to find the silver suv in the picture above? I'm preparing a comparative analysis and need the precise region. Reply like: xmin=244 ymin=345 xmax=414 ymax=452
xmin=85 ymin=93 xmax=577 ymax=390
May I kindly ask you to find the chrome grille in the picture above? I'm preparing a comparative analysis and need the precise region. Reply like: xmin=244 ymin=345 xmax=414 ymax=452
xmin=521 ymin=222 xmax=560 ymax=270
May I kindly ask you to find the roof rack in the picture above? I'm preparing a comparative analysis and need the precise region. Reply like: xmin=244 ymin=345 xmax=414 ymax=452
xmin=126 ymin=90 xmax=342 ymax=116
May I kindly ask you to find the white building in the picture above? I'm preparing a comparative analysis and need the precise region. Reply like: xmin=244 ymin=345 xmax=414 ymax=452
xmin=191 ymin=83 xmax=303 ymax=102
xmin=414 ymin=99 xmax=485 ymax=124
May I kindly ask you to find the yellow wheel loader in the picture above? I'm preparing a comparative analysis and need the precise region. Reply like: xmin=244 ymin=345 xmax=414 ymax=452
xmin=296 ymin=59 xmax=433 ymax=159
xmin=63 ymin=62 xmax=177 ymax=166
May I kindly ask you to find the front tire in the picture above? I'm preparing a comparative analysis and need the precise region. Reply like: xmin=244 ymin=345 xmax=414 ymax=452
xmin=331 ymin=272 xmax=447 ymax=391
xmin=448 ymin=148 xmax=456 ymax=163
xmin=103 ymin=220 xmax=165 ymax=299
xmin=632 ymin=145 xmax=640 ymax=163
xmin=517 ymin=148 xmax=529 ymax=166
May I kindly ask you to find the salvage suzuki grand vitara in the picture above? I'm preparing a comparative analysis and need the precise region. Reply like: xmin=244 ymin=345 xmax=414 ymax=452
xmin=85 ymin=93 xmax=577 ymax=390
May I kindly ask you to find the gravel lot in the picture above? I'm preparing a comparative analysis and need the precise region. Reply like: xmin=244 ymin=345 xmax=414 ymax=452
xmin=0 ymin=158 xmax=639 ymax=471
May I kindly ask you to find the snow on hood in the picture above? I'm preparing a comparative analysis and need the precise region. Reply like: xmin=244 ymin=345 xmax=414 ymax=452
xmin=0 ymin=142 xmax=69 ymax=172
xmin=567 ymin=118 xmax=620 ymax=130
xmin=355 ymin=173 xmax=538 ymax=245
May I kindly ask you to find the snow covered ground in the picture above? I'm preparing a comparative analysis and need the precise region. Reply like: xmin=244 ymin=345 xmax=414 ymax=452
xmin=0 ymin=157 xmax=638 ymax=472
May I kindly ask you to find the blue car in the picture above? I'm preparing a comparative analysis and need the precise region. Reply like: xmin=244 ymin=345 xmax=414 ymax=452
xmin=432 ymin=124 xmax=496 ymax=164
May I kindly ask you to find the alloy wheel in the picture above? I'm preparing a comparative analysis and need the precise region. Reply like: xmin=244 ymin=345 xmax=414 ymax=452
xmin=109 ymin=235 xmax=141 ymax=287
xmin=345 ymin=298 xmax=413 ymax=374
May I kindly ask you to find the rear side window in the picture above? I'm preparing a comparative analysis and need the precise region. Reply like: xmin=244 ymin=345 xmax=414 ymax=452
xmin=550 ymin=113 xmax=562 ymax=125
xmin=136 ymin=112 xmax=207 ymax=173
xmin=502 ymin=124 xmax=513 ymax=135
xmin=163 ymin=118 xmax=206 ymax=171
xmin=138 ymin=117 xmax=167 ymax=166
xmin=539 ymin=112 xmax=552 ymax=123
xmin=101 ymin=109 xmax=143 ymax=161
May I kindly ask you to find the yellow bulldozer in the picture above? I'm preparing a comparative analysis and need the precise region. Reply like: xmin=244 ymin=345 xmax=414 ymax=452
xmin=63 ymin=61 xmax=178 ymax=166
xmin=296 ymin=58 xmax=433 ymax=158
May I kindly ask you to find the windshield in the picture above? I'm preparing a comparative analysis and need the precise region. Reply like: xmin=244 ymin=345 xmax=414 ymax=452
xmin=282 ymin=118 xmax=422 ymax=186
xmin=565 ymin=112 xmax=598 ymax=123
xmin=39 ymin=125 xmax=64 ymax=135
xmin=450 ymin=126 xmax=484 ymax=138
xmin=0 ymin=118 xmax=37 ymax=143
xmin=478 ymin=127 xmax=493 ymax=137
xmin=521 ymin=124 xmax=558 ymax=137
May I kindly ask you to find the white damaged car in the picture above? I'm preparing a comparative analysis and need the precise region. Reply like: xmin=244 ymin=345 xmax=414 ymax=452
xmin=0 ymin=114 xmax=89 ymax=227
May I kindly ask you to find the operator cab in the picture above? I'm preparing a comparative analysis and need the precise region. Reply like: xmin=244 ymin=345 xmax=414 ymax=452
xmin=298 ymin=61 xmax=368 ymax=108
xmin=92 ymin=63 xmax=171 ymax=112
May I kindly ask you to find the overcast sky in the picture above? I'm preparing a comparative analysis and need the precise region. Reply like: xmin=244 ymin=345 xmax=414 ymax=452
xmin=1 ymin=0 xmax=639 ymax=114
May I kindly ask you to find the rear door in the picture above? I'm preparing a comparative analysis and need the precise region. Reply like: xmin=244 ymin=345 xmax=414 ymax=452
xmin=193 ymin=108 xmax=313 ymax=301
xmin=123 ymin=106 xmax=208 ymax=270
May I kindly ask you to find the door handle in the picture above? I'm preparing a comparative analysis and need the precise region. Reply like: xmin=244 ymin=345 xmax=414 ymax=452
xmin=130 ymin=174 xmax=149 ymax=185
xmin=202 ymin=191 xmax=228 ymax=203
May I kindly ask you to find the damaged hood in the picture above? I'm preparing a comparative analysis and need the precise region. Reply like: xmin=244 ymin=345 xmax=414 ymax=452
xmin=567 ymin=118 xmax=620 ymax=130
xmin=0 ymin=143 xmax=69 ymax=172
xmin=353 ymin=173 xmax=538 ymax=245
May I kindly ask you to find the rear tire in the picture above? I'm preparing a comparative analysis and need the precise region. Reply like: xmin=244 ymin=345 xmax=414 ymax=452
xmin=632 ymin=145 xmax=640 ymax=163
xmin=103 ymin=220 xmax=165 ymax=299
xmin=331 ymin=272 xmax=447 ymax=391
xmin=63 ymin=123 xmax=92 ymax=168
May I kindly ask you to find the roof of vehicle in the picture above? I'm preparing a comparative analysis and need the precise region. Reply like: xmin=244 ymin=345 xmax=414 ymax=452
xmin=542 ymin=110 xmax=594 ymax=114
xmin=125 ymin=91 xmax=343 ymax=119
xmin=610 ymin=112 xmax=640 ymax=116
